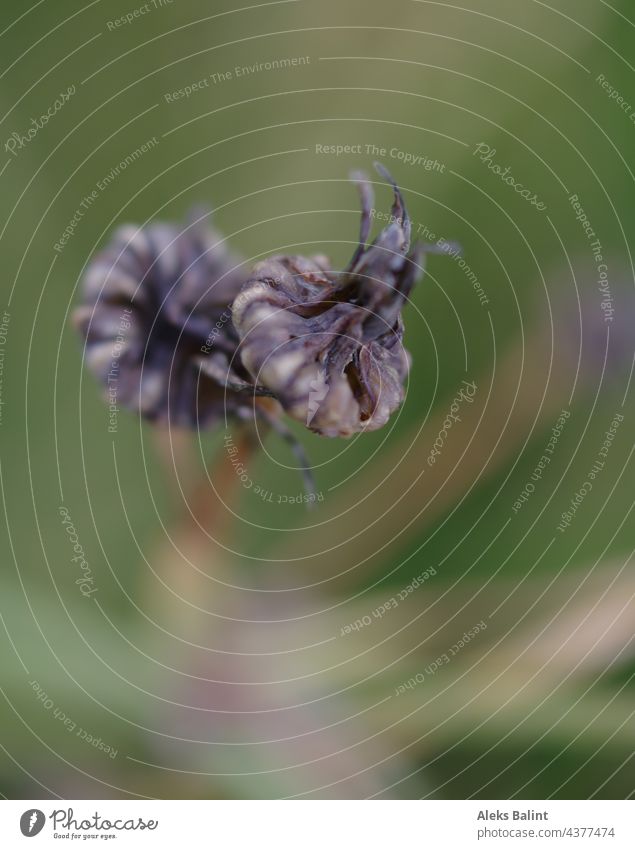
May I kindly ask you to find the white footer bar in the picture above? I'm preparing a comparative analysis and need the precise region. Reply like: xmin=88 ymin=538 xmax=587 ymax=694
xmin=0 ymin=800 xmax=633 ymax=848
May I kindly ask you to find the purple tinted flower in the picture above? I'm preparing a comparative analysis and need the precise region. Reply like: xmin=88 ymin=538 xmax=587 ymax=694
xmin=73 ymin=211 xmax=257 ymax=427
xmin=232 ymin=164 xmax=427 ymax=437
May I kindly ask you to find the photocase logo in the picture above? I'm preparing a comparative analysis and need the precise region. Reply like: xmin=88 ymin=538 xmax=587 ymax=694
xmin=306 ymin=368 xmax=328 ymax=425
xmin=20 ymin=810 xmax=45 ymax=837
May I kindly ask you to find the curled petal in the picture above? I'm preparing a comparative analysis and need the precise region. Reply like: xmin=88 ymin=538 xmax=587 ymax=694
xmin=232 ymin=165 xmax=424 ymax=437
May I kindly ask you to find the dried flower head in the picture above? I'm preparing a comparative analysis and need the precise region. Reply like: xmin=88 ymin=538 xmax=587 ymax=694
xmin=232 ymin=164 xmax=427 ymax=437
xmin=73 ymin=211 xmax=256 ymax=428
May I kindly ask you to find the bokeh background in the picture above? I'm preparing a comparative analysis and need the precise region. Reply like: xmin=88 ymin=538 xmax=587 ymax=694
xmin=0 ymin=0 xmax=634 ymax=799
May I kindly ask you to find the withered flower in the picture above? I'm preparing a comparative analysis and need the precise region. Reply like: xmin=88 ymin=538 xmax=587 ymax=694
xmin=73 ymin=211 xmax=258 ymax=428
xmin=74 ymin=172 xmax=450 ymax=504
xmin=232 ymin=163 xmax=428 ymax=437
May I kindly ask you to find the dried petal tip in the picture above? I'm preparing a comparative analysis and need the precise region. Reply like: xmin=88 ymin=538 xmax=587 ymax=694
xmin=232 ymin=165 xmax=432 ymax=437
xmin=73 ymin=211 xmax=254 ymax=428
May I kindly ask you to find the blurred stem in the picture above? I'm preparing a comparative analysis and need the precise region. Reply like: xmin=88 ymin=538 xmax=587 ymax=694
xmin=146 ymin=421 xmax=259 ymax=638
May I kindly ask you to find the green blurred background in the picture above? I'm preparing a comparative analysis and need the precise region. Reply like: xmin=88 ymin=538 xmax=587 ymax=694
xmin=0 ymin=0 xmax=633 ymax=798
